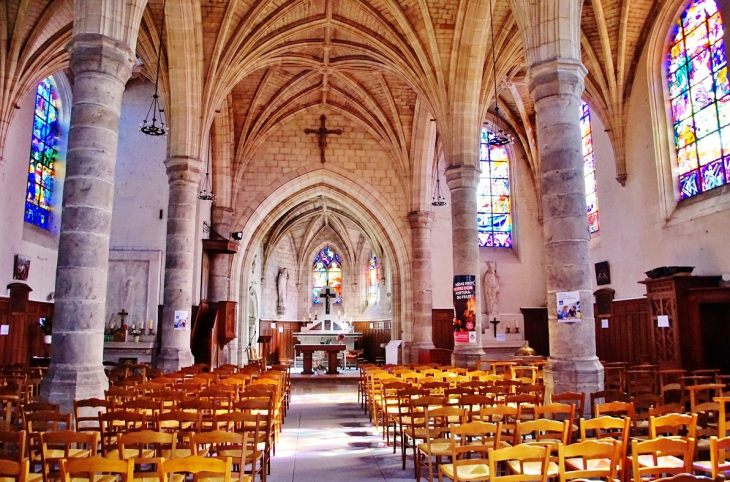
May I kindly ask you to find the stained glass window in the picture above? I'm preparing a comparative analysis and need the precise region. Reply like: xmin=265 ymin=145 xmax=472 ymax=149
xmin=368 ymin=253 xmax=379 ymax=303
xmin=25 ymin=77 xmax=59 ymax=230
xmin=667 ymin=0 xmax=729 ymax=199
xmin=477 ymin=127 xmax=512 ymax=247
xmin=581 ymin=102 xmax=600 ymax=233
xmin=312 ymin=247 xmax=342 ymax=304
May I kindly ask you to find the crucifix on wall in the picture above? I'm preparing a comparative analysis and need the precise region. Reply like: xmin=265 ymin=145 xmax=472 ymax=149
xmin=319 ymin=287 xmax=337 ymax=315
xmin=304 ymin=114 xmax=342 ymax=164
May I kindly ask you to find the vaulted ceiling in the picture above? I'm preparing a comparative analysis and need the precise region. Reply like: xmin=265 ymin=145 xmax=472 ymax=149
xmin=0 ymin=0 xmax=663 ymax=187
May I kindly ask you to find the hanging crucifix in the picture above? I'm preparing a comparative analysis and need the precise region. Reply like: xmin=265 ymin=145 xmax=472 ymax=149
xmin=117 ymin=309 xmax=129 ymax=326
xmin=489 ymin=317 xmax=500 ymax=337
xmin=319 ymin=287 xmax=337 ymax=315
xmin=304 ymin=114 xmax=342 ymax=164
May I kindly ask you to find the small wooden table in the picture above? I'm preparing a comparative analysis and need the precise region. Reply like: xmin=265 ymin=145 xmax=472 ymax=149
xmin=295 ymin=344 xmax=347 ymax=375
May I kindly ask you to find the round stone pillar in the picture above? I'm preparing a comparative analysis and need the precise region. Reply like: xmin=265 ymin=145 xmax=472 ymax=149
xmin=158 ymin=155 xmax=203 ymax=373
xmin=444 ymin=164 xmax=484 ymax=367
xmin=209 ymin=206 xmax=237 ymax=366
xmin=40 ymin=34 xmax=134 ymax=409
xmin=528 ymin=59 xmax=603 ymax=400
xmin=402 ymin=211 xmax=435 ymax=363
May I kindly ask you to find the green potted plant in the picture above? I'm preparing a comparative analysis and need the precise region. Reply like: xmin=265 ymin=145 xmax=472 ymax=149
xmin=39 ymin=317 xmax=52 ymax=344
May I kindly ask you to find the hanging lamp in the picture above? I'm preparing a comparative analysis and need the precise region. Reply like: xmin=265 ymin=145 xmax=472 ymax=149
xmin=431 ymin=172 xmax=447 ymax=206
xmin=140 ymin=0 xmax=168 ymax=136
xmin=198 ymin=156 xmax=215 ymax=201
xmin=485 ymin=0 xmax=512 ymax=147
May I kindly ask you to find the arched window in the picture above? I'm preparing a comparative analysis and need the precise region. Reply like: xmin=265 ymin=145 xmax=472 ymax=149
xmin=25 ymin=77 xmax=60 ymax=230
xmin=581 ymin=101 xmax=600 ymax=233
xmin=312 ymin=247 xmax=342 ymax=304
xmin=368 ymin=253 xmax=379 ymax=303
xmin=667 ymin=0 xmax=729 ymax=199
xmin=477 ymin=127 xmax=512 ymax=247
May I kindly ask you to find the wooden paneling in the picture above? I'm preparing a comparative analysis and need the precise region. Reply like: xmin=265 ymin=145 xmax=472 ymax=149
xmin=259 ymin=320 xmax=305 ymax=364
xmin=352 ymin=321 xmax=391 ymax=363
xmin=0 ymin=296 xmax=53 ymax=367
xmin=595 ymin=297 xmax=651 ymax=365
xmin=432 ymin=309 xmax=454 ymax=350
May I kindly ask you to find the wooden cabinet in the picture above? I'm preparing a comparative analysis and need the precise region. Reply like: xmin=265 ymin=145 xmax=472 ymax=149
xmin=432 ymin=309 xmax=455 ymax=351
xmin=640 ymin=275 xmax=720 ymax=368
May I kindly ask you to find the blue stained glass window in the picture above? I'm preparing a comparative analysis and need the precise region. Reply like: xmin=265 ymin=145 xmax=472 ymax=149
xmin=312 ymin=247 xmax=342 ymax=304
xmin=668 ymin=0 xmax=729 ymax=198
xmin=581 ymin=102 xmax=600 ymax=233
xmin=477 ymin=127 xmax=512 ymax=247
xmin=25 ymin=77 xmax=59 ymax=230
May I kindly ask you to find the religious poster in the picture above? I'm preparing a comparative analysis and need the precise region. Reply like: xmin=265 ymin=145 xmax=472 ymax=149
xmin=174 ymin=310 xmax=189 ymax=330
xmin=453 ymin=275 xmax=477 ymax=343
xmin=13 ymin=255 xmax=30 ymax=281
xmin=556 ymin=291 xmax=581 ymax=322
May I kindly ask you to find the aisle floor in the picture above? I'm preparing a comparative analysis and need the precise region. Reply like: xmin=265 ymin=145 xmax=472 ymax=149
xmin=267 ymin=380 xmax=414 ymax=481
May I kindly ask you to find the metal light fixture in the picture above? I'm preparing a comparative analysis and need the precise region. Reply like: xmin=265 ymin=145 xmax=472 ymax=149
xmin=486 ymin=0 xmax=512 ymax=148
xmin=432 ymin=172 xmax=447 ymax=206
xmin=140 ymin=0 xmax=168 ymax=136
xmin=198 ymin=156 xmax=214 ymax=201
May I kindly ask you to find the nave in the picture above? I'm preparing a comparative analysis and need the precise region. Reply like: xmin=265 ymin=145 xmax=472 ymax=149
xmin=271 ymin=380 xmax=409 ymax=482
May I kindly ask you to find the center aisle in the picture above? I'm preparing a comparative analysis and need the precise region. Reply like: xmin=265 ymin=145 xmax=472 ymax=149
xmin=268 ymin=379 xmax=413 ymax=482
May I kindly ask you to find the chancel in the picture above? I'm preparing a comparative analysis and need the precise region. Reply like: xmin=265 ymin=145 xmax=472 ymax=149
xmin=0 ymin=0 xmax=729 ymax=449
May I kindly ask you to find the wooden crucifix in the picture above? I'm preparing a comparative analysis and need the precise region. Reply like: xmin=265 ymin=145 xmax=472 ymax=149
xmin=117 ymin=309 xmax=129 ymax=326
xmin=489 ymin=317 xmax=500 ymax=337
xmin=319 ymin=287 xmax=337 ymax=315
xmin=304 ymin=114 xmax=342 ymax=164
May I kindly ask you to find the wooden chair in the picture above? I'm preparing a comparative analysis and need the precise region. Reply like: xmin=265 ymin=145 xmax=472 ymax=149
xmin=534 ymin=403 xmax=575 ymax=437
xmin=40 ymin=431 xmax=96 ymax=482
xmin=98 ymin=410 xmax=146 ymax=457
xmin=630 ymin=437 xmax=695 ymax=481
xmin=25 ymin=412 xmax=72 ymax=469
xmin=192 ymin=431 xmax=252 ymax=482
xmin=594 ymin=400 xmax=635 ymax=420
xmin=73 ymin=398 xmax=111 ymax=434
xmin=435 ymin=421 xmax=498 ymax=482
xmin=558 ymin=439 xmax=619 ymax=482
xmin=479 ymin=405 xmax=519 ymax=442
xmin=550 ymin=392 xmax=585 ymax=417
xmin=415 ymin=407 xmax=468 ymax=482
xmin=155 ymin=410 xmax=201 ymax=459
xmin=0 ymin=458 xmax=33 ymax=482
xmin=649 ymin=413 xmax=698 ymax=440
xmin=214 ymin=411 xmax=265 ymax=482
xmin=693 ymin=436 xmax=730 ymax=479
xmin=457 ymin=394 xmax=493 ymax=422
xmin=402 ymin=395 xmax=445 ymax=472
xmin=117 ymin=430 xmax=174 ymax=477
xmin=60 ymin=456 xmax=133 ymax=482
xmin=21 ymin=404 xmax=60 ymax=430
xmin=579 ymin=415 xmax=631 ymax=480
xmin=159 ymin=455 xmax=231 ymax=482
xmin=487 ymin=443 xmax=550 ymax=482
xmin=590 ymin=390 xmax=631 ymax=417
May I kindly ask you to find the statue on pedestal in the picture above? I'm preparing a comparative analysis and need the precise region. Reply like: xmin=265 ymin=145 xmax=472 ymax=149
xmin=276 ymin=268 xmax=289 ymax=315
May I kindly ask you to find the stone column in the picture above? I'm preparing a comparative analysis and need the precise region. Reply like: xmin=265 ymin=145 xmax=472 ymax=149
xmin=209 ymin=206 xmax=237 ymax=365
xmin=40 ymin=34 xmax=134 ymax=409
xmin=529 ymin=59 xmax=603 ymax=398
xmin=403 ymin=211 xmax=436 ymax=363
xmin=157 ymin=156 xmax=202 ymax=373
xmin=444 ymin=164 xmax=484 ymax=367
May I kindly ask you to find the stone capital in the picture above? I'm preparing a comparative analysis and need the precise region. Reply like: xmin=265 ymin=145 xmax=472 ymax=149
xmin=444 ymin=164 xmax=481 ymax=191
xmin=164 ymin=155 xmax=204 ymax=185
xmin=407 ymin=210 xmax=434 ymax=230
xmin=67 ymin=33 xmax=135 ymax=83
xmin=527 ymin=58 xmax=588 ymax=103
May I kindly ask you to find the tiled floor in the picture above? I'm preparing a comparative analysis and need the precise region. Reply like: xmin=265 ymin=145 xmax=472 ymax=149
xmin=268 ymin=379 xmax=414 ymax=481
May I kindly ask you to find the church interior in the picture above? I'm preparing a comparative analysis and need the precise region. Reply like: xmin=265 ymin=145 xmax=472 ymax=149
xmin=1 ymin=0 xmax=730 ymax=479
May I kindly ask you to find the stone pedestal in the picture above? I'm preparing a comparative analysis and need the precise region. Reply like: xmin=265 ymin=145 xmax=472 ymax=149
xmin=40 ymin=34 xmax=134 ymax=411
xmin=444 ymin=165 xmax=484 ymax=368
xmin=529 ymin=58 xmax=604 ymax=399
xmin=402 ymin=211 xmax=435 ymax=363
xmin=158 ymin=156 xmax=202 ymax=373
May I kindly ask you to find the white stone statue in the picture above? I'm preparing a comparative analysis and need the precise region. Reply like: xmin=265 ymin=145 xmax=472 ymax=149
xmin=120 ymin=277 xmax=135 ymax=311
xmin=276 ymin=268 xmax=289 ymax=315
xmin=483 ymin=261 xmax=499 ymax=317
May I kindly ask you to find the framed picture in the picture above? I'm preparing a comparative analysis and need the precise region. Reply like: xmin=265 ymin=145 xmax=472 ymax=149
xmin=595 ymin=261 xmax=611 ymax=286
xmin=13 ymin=255 xmax=31 ymax=281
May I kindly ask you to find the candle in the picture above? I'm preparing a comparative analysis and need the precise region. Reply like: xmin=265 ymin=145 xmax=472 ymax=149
xmin=149 ymin=319 xmax=153 ymax=331
xmin=131 ymin=323 xmax=136 ymax=330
